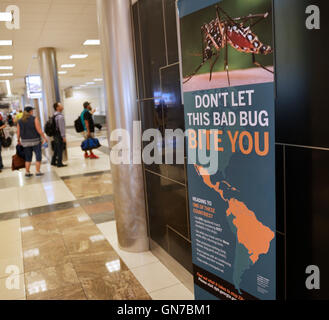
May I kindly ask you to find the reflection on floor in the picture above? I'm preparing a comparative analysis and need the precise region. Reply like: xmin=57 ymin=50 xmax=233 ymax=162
xmin=98 ymin=221 xmax=194 ymax=300
xmin=0 ymin=128 xmax=193 ymax=300
xmin=63 ymin=172 xmax=113 ymax=199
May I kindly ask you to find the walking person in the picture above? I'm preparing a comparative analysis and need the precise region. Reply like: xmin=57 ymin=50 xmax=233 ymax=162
xmin=17 ymin=106 xmax=48 ymax=177
xmin=0 ymin=115 xmax=6 ymax=173
xmin=7 ymin=113 xmax=14 ymax=127
xmin=81 ymin=101 xmax=99 ymax=159
xmin=14 ymin=109 xmax=23 ymax=124
xmin=51 ymin=102 xmax=67 ymax=168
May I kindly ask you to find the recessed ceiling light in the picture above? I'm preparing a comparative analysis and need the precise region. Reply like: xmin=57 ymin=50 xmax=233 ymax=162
xmin=0 ymin=12 xmax=12 ymax=22
xmin=0 ymin=73 xmax=13 ymax=77
xmin=86 ymin=82 xmax=95 ymax=85
xmin=80 ymin=84 xmax=87 ymax=87
xmin=61 ymin=64 xmax=75 ymax=68
xmin=70 ymin=54 xmax=88 ymax=59
xmin=83 ymin=39 xmax=100 ymax=46
xmin=0 ymin=40 xmax=13 ymax=46
xmin=94 ymin=78 xmax=103 ymax=81
xmin=0 ymin=66 xmax=13 ymax=70
xmin=58 ymin=71 xmax=67 ymax=74
xmin=0 ymin=55 xmax=13 ymax=60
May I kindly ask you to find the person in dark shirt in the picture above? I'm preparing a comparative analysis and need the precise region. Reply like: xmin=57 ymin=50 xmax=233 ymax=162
xmin=51 ymin=102 xmax=67 ymax=168
xmin=0 ymin=117 xmax=6 ymax=172
xmin=7 ymin=114 xmax=14 ymax=127
xmin=81 ymin=101 xmax=99 ymax=159
xmin=17 ymin=106 xmax=48 ymax=177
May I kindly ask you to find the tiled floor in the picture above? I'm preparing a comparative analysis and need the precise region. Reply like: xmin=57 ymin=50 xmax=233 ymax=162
xmin=0 ymin=128 xmax=194 ymax=300
xmin=63 ymin=173 xmax=113 ymax=199
xmin=98 ymin=221 xmax=194 ymax=300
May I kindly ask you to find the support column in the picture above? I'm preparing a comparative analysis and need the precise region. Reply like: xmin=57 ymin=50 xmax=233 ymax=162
xmin=96 ymin=0 xmax=149 ymax=252
xmin=33 ymin=98 xmax=41 ymax=123
xmin=38 ymin=47 xmax=67 ymax=161
xmin=20 ymin=95 xmax=26 ymax=110
xmin=38 ymin=47 xmax=60 ymax=121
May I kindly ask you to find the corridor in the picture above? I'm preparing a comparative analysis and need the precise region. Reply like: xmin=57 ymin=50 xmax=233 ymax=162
xmin=0 ymin=128 xmax=193 ymax=300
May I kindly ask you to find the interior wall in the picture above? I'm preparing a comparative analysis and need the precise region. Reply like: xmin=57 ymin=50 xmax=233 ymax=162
xmin=133 ymin=0 xmax=329 ymax=300
xmin=274 ymin=0 xmax=329 ymax=300
xmin=132 ymin=0 xmax=192 ymax=274
xmin=62 ymin=86 xmax=106 ymax=126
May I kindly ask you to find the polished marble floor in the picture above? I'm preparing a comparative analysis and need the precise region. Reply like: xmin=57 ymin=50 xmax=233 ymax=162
xmin=0 ymin=128 xmax=193 ymax=300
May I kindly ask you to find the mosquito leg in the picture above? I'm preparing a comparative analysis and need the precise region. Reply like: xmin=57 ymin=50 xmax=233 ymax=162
xmin=224 ymin=29 xmax=231 ymax=86
xmin=233 ymin=13 xmax=269 ymax=26
xmin=183 ymin=28 xmax=208 ymax=83
xmin=217 ymin=7 xmax=269 ymax=39
xmin=216 ymin=5 xmax=236 ymax=25
xmin=252 ymin=53 xmax=274 ymax=74
xmin=249 ymin=13 xmax=270 ymax=27
xmin=209 ymin=53 xmax=220 ymax=81
xmin=184 ymin=50 xmax=211 ymax=83
xmin=216 ymin=5 xmax=221 ymax=20
xmin=183 ymin=62 xmax=206 ymax=84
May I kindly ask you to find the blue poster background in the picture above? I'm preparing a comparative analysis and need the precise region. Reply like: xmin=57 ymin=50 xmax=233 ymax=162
xmin=184 ymin=83 xmax=276 ymax=300
xmin=178 ymin=0 xmax=276 ymax=300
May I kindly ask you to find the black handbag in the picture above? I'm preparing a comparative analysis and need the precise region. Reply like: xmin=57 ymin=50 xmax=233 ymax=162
xmin=1 ymin=136 xmax=12 ymax=148
xmin=16 ymin=145 xmax=25 ymax=160
xmin=0 ymin=129 xmax=12 ymax=148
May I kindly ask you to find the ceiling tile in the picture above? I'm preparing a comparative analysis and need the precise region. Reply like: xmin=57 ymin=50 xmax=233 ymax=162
xmin=3 ymin=0 xmax=102 ymax=94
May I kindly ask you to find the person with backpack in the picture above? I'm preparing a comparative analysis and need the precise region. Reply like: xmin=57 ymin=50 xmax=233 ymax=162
xmin=81 ymin=101 xmax=99 ymax=159
xmin=7 ymin=113 xmax=14 ymax=127
xmin=16 ymin=106 xmax=48 ymax=177
xmin=50 ymin=102 xmax=67 ymax=168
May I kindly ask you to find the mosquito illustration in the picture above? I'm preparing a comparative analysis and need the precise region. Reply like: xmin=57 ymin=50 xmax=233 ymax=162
xmin=184 ymin=5 xmax=274 ymax=86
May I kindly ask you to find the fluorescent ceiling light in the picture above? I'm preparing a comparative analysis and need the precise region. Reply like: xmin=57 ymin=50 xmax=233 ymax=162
xmin=0 ymin=12 xmax=12 ymax=22
xmin=0 ymin=66 xmax=13 ymax=70
xmin=0 ymin=55 xmax=13 ymax=60
xmin=6 ymin=80 xmax=11 ymax=96
xmin=80 ymin=84 xmax=87 ymax=87
xmin=0 ymin=73 xmax=13 ymax=76
xmin=70 ymin=54 xmax=88 ymax=59
xmin=0 ymin=40 xmax=13 ymax=46
xmin=86 ymin=82 xmax=95 ymax=85
xmin=94 ymin=78 xmax=103 ymax=81
xmin=58 ymin=71 xmax=67 ymax=74
xmin=61 ymin=64 xmax=75 ymax=68
xmin=83 ymin=39 xmax=100 ymax=46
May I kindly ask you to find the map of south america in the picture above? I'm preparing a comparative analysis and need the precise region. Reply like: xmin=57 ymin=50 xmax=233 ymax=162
xmin=194 ymin=164 xmax=275 ymax=292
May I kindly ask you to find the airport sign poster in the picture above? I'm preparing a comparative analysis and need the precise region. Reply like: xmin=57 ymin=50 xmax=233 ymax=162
xmin=25 ymin=75 xmax=42 ymax=99
xmin=178 ymin=0 xmax=276 ymax=300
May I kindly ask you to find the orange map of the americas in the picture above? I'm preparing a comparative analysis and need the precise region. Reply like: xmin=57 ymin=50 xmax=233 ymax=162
xmin=226 ymin=198 xmax=274 ymax=263
xmin=194 ymin=164 xmax=275 ymax=265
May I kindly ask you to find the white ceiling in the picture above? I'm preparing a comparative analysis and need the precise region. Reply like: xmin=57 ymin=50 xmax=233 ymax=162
xmin=0 ymin=0 xmax=103 ymax=95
